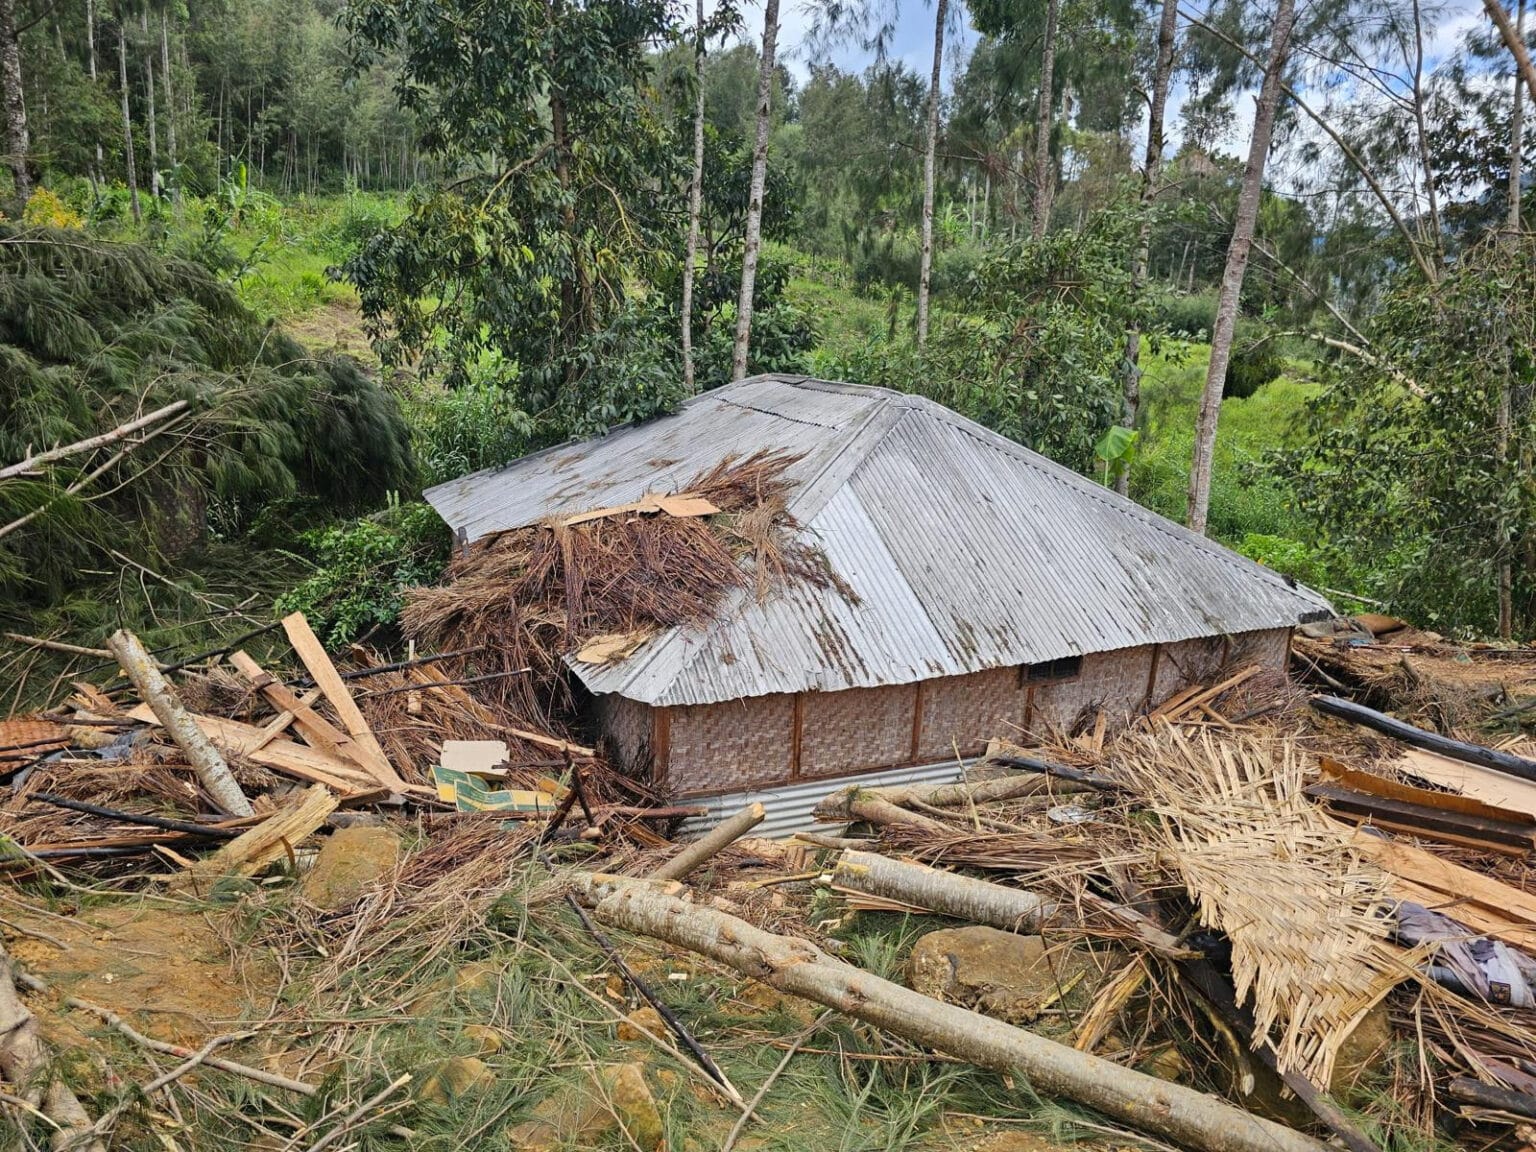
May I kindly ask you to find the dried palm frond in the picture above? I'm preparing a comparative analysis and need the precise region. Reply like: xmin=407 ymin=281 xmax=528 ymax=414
xmin=1113 ymin=727 xmax=1409 ymax=1085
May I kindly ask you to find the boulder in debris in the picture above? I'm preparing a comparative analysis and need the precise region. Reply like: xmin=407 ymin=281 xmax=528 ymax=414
xmin=417 ymin=1055 xmax=494 ymax=1105
xmin=299 ymin=826 xmax=402 ymax=911
xmin=908 ymin=926 xmax=1093 ymax=1025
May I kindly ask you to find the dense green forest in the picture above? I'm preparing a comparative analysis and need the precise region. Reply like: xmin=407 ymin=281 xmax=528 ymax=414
xmin=1 ymin=0 xmax=1535 ymax=682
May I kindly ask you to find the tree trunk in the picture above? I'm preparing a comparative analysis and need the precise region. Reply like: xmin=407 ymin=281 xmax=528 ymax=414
xmin=575 ymin=875 xmax=1332 ymax=1152
xmin=1484 ymin=0 xmax=1536 ymax=104
xmin=0 ymin=0 xmax=30 ymax=209
xmin=1185 ymin=0 xmax=1298 ymax=534
xmin=161 ymin=11 xmax=177 ymax=210
xmin=651 ymin=802 xmax=764 ymax=881
xmin=1409 ymin=0 xmax=1442 ymax=269
xmin=117 ymin=16 xmax=140 ymax=222
xmin=681 ymin=0 xmax=706 ymax=392
xmin=1116 ymin=0 xmax=1179 ymax=495
xmin=1031 ymin=0 xmax=1060 ymax=240
xmin=731 ymin=0 xmax=781 ymax=382
xmin=107 ymin=629 xmax=253 ymax=816
xmin=1501 ymin=0 xmax=1524 ymax=638
xmin=1512 ymin=0 xmax=1527 ymax=234
xmin=832 ymin=850 xmax=1053 ymax=928
xmin=916 ymin=0 xmax=949 ymax=346
xmin=0 ymin=945 xmax=104 ymax=1151
xmin=143 ymin=13 xmax=158 ymax=201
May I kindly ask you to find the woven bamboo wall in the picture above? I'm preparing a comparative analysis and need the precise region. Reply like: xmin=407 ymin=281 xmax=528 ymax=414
xmin=600 ymin=627 xmax=1292 ymax=796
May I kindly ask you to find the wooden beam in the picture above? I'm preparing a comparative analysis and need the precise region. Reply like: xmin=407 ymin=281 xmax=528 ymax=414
xmin=281 ymin=613 xmax=404 ymax=790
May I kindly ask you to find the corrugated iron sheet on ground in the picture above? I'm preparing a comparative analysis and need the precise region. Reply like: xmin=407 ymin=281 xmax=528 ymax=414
xmin=424 ymin=376 xmax=1333 ymax=707
xmin=676 ymin=758 xmax=969 ymax=840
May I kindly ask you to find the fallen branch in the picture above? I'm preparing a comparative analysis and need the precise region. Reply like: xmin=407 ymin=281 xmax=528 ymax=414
xmin=812 ymin=789 xmax=950 ymax=832
xmin=721 ymin=1012 xmax=828 ymax=1152
xmin=107 ymin=629 xmax=253 ymax=817
xmin=651 ymin=802 xmax=765 ymax=882
xmin=300 ymin=1073 xmax=412 ymax=1152
xmin=0 ymin=401 xmax=190 ymax=483
xmin=27 ymin=793 xmax=246 ymax=840
xmin=574 ymin=874 xmax=1330 ymax=1152
xmin=2 ymin=634 xmax=116 ymax=660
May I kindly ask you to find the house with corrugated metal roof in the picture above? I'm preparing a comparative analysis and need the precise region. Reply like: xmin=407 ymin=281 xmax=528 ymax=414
xmin=425 ymin=375 xmax=1332 ymax=818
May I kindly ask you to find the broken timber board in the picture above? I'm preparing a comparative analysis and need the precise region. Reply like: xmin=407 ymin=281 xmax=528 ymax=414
xmin=1345 ymin=827 xmax=1536 ymax=925
xmin=127 ymin=704 xmax=381 ymax=796
xmin=168 ymin=784 xmax=337 ymax=893
xmin=1321 ymin=757 xmax=1533 ymax=825
xmin=1307 ymin=782 xmax=1536 ymax=852
xmin=281 ymin=613 xmax=405 ymax=791
xmin=229 ymin=650 xmax=379 ymax=781
xmin=249 ymin=687 xmax=323 ymax=755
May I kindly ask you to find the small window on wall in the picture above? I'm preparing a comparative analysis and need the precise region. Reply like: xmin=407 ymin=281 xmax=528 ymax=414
xmin=1027 ymin=655 xmax=1082 ymax=683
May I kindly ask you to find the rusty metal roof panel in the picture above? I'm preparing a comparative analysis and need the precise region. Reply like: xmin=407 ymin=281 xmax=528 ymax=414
xmin=427 ymin=376 xmax=1333 ymax=707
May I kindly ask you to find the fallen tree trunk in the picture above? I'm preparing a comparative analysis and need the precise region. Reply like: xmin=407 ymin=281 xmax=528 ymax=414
xmin=0 ymin=944 xmax=104 ymax=1151
xmin=1310 ymin=695 xmax=1536 ymax=784
xmin=832 ymin=850 xmax=1053 ymax=930
xmin=831 ymin=850 xmax=1190 ymax=960
xmin=812 ymin=789 xmax=950 ymax=832
xmin=813 ymin=773 xmax=1077 ymax=824
xmin=108 ymin=629 xmax=253 ymax=816
xmin=573 ymin=875 xmax=1329 ymax=1152
xmin=651 ymin=802 xmax=764 ymax=882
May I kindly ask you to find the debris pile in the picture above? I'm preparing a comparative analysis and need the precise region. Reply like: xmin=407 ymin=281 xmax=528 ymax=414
xmin=7 ymin=528 xmax=1536 ymax=1149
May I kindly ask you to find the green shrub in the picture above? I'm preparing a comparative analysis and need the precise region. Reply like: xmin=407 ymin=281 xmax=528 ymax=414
xmin=1151 ymin=291 xmax=1217 ymax=339
xmin=276 ymin=499 xmax=450 ymax=646
xmin=1224 ymin=327 xmax=1285 ymax=399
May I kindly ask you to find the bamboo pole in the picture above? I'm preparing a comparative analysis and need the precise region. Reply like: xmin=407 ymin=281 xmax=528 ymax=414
xmin=107 ymin=629 xmax=253 ymax=816
xmin=574 ymin=875 xmax=1330 ymax=1152
xmin=651 ymin=802 xmax=765 ymax=882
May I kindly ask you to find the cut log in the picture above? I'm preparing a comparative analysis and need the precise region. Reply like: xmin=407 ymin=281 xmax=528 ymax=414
xmin=168 ymin=784 xmax=337 ymax=893
xmin=832 ymin=850 xmax=1052 ymax=930
xmin=107 ymin=629 xmax=253 ymax=817
xmin=573 ymin=875 xmax=1330 ymax=1152
xmin=0 ymin=943 xmax=104 ymax=1151
xmin=812 ymin=788 xmax=951 ymax=832
xmin=651 ymin=802 xmax=765 ymax=882
xmin=282 ymin=613 xmax=404 ymax=790
xmin=1310 ymin=696 xmax=1536 ymax=784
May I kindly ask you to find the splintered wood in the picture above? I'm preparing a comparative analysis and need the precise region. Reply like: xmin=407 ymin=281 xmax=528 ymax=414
xmin=1115 ymin=728 xmax=1407 ymax=1085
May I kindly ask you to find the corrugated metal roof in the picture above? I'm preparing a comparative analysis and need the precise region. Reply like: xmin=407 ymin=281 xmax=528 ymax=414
xmin=424 ymin=375 xmax=1333 ymax=707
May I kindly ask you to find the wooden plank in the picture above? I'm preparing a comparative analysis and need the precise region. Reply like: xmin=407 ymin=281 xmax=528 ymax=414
xmin=1345 ymin=826 xmax=1536 ymax=924
xmin=1384 ymin=876 xmax=1536 ymax=951
xmin=228 ymin=650 xmax=380 ymax=779
xmin=281 ymin=612 xmax=404 ymax=790
xmin=169 ymin=784 xmax=337 ymax=892
xmin=1162 ymin=665 xmax=1260 ymax=721
xmin=1309 ymin=783 xmax=1536 ymax=851
xmin=1321 ymin=758 xmax=1534 ymax=824
xmin=249 ymin=687 xmax=322 ymax=754
xmin=127 ymin=704 xmax=378 ymax=794
xmin=1396 ymin=748 xmax=1536 ymax=820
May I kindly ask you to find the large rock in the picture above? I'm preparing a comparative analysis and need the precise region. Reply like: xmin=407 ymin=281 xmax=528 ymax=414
xmin=908 ymin=926 xmax=1092 ymax=1025
xmin=299 ymin=826 xmax=402 ymax=910
xmin=504 ymin=1062 xmax=665 ymax=1151
xmin=417 ymin=1056 xmax=494 ymax=1106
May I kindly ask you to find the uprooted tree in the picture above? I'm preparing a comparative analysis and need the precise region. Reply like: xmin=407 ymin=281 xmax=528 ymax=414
xmin=0 ymin=226 xmax=415 ymax=603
